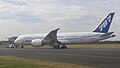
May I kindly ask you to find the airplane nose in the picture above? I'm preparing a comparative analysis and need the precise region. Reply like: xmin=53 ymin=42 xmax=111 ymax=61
xmin=14 ymin=39 xmax=22 ymax=44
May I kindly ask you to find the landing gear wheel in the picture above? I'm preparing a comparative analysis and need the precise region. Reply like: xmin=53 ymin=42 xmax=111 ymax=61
xmin=61 ymin=45 xmax=67 ymax=49
xmin=53 ymin=46 xmax=60 ymax=49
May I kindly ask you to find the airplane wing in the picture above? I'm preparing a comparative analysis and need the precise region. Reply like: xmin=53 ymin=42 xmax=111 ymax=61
xmin=43 ymin=28 xmax=61 ymax=46
xmin=44 ymin=28 xmax=60 ymax=41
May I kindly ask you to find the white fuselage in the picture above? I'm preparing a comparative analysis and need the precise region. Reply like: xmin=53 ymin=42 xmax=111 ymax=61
xmin=14 ymin=32 xmax=112 ymax=45
xmin=14 ymin=12 xmax=115 ymax=48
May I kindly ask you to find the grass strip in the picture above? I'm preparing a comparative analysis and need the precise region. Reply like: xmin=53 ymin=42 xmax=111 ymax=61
xmin=0 ymin=56 xmax=96 ymax=68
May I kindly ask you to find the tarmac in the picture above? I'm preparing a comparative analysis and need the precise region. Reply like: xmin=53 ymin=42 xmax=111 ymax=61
xmin=0 ymin=48 xmax=120 ymax=68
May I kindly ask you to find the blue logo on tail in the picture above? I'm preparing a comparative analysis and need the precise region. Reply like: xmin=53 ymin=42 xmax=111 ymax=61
xmin=93 ymin=12 xmax=115 ymax=33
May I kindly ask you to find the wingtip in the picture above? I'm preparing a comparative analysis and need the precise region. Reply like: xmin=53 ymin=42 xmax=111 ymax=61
xmin=57 ymin=28 xmax=60 ymax=30
xmin=53 ymin=28 xmax=60 ymax=31
xmin=56 ymin=28 xmax=60 ymax=30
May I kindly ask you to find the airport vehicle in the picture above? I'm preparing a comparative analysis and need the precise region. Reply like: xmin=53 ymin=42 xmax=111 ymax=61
xmin=6 ymin=44 xmax=17 ymax=48
xmin=14 ymin=12 xmax=115 ymax=49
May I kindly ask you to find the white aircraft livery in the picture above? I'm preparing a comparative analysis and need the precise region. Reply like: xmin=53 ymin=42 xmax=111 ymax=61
xmin=14 ymin=12 xmax=115 ymax=49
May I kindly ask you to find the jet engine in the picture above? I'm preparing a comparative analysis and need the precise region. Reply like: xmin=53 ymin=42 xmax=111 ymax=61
xmin=31 ymin=39 xmax=44 ymax=47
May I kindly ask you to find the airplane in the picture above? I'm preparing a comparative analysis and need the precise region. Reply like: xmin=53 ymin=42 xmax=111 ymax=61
xmin=14 ymin=12 xmax=116 ymax=49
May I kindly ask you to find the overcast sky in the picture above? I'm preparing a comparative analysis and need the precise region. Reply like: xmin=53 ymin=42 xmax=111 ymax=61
xmin=0 ymin=0 xmax=120 ymax=40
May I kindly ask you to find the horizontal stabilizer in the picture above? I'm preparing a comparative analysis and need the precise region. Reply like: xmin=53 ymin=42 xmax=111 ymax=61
xmin=100 ymin=32 xmax=114 ymax=37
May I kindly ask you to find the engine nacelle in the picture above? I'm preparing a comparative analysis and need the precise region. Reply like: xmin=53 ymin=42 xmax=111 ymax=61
xmin=31 ymin=39 xmax=44 ymax=47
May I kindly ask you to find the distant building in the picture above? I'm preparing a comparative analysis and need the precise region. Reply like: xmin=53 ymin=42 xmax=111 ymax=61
xmin=8 ymin=36 xmax=18 ymax=44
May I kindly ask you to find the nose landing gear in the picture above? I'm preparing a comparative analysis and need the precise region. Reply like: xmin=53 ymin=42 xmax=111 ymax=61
xmin=21 ymin=45 xmax=24 ymax=48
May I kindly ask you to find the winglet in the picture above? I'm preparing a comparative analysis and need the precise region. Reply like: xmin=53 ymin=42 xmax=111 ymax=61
xmin=55 ymin=28 xmax=60 ymax=31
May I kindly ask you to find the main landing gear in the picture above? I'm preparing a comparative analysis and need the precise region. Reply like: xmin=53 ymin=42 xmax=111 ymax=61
xmin=53 ymin=45 xmax=67 ymax=49
xmin=61 ymin=45 xmax=67 ymax=49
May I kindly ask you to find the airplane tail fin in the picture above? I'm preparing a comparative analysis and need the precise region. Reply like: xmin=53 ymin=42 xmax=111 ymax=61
xmin=93 ymin=12 xmax=115 ymax=33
